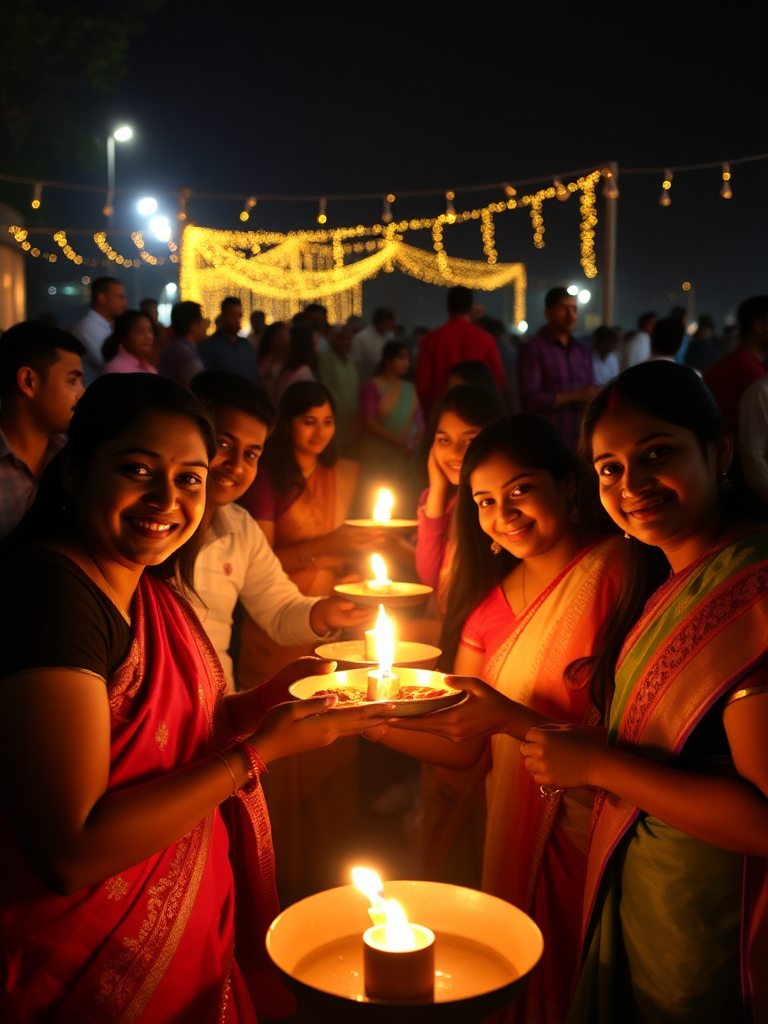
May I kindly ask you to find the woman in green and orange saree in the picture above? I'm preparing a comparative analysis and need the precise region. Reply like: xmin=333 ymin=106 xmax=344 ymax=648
xmin=523 ymin=361 xmax=768 ymax=1023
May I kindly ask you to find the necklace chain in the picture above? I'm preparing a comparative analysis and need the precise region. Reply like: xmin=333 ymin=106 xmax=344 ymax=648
xmin=86 ymin=552 xmax=131 ymax=622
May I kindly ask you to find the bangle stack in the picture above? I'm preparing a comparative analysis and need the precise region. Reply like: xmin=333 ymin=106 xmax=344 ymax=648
xmin=234 ymin=736 xmax=268 ymax=793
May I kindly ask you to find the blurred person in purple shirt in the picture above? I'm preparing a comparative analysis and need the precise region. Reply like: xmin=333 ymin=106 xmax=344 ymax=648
xmin=517 ymin=287 xmax=597 ymax=452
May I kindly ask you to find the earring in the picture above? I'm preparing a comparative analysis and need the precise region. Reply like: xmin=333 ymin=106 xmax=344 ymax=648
xmin=720 ymin=472 xmax=732 ymax=493
xmin=623 ymin=531 xmax=631 ymax=540
xmin=491 ymin=540 xmax=502 ymax=555
xmin=569 ymin=497 xmax=579 ymax=524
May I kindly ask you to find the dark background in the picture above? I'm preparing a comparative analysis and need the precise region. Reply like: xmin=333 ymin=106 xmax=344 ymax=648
xmin=3 ymin=0 xmax=767 ymax=332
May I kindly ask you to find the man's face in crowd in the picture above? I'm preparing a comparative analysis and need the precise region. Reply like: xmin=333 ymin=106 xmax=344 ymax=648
xmin=33 ymin=349 xmax=85 ymax=434
xmin=207 ymin=406 xmax=268 ymax=507
xmin=220 ymin=303 xmax=243 ymax=336
xmin=545 ymin=297 xmax=578 ymax=336
xmin=328 ymin=325 xmax=353 ymax=358
xmin=96 ymin=283 xmax=128 ymax=322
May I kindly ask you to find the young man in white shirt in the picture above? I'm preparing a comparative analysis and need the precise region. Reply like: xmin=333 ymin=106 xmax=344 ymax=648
xmin=190 ymin=371 xmax=371 ymax=690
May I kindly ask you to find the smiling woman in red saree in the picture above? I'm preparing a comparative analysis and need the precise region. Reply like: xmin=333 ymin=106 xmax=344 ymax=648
xmin=0 ymin=375 xmax=386 ymax=1023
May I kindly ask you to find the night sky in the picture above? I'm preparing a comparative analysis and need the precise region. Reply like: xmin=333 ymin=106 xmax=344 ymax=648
xmin=9 ymin=0 xmax=768 ymax=331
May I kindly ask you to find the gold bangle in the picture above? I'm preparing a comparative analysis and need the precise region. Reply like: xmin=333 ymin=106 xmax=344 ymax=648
xmin=216 ymin=751 xmax=238 ymax=797
xmin=725 ymin=684 xmax=768 ymax=707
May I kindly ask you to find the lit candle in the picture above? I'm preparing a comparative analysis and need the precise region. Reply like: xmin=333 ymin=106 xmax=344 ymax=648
xmin=365 ymin=553 xmax=393 ymax=595
xmin=367 ymin=607 xmax=400 ymax=700
xmin=353 ymin=867 xmax=435 ymax=1002
xmin=372 ymin=488 xmax=395 ymax=523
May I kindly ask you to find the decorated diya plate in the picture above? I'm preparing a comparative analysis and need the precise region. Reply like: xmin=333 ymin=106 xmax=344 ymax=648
xmin=289 ymin=667 xmax=465 ymax=718
xmin=314 ymin=640 xmax=441 ymax=670
xmin=344 ymin=518 xmax=418 ymax=532
xmin=333 ymin=581 xmax=433 ymax=609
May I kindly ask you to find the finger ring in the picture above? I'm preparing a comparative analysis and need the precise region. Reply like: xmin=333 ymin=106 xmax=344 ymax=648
xmin=540 ymin=785 xmax=565 ymax=798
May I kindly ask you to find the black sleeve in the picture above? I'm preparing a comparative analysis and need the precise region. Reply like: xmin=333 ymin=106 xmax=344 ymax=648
xmin=0 ymin=550 xmax=131 ymax=681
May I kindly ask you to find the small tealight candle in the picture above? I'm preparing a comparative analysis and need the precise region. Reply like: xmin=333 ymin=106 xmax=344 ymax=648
xmin=365 ymin=554 xmax=393 ymax=595
xmin=353 ymin=868 xmax=435 ymax=1003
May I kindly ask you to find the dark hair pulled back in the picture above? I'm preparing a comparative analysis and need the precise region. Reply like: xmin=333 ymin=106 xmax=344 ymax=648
xmin=576 ymin=361 xmax=741 ymax=714
xmin=7 ymin=374 xmax=216 ymax=596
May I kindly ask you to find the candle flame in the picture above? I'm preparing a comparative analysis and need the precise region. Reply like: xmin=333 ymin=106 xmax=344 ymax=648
xmin=373 ymin=488 xmax=394 ymax=523
xmin=376 ymin=606 xmax=395 ymax=678
xmin=370 ymin=553 xmax=389 ymax=583
xmin=383 ymin=899 xmax=418 ymax=952
xmin=352 ymin=866 xmax=384 ymax=903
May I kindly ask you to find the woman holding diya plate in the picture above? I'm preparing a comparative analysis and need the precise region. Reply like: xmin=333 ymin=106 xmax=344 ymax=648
xmin=375 ymin=414 xmax=623 ymax=1024
xmin=521 ymin=362 xmax=768 ymax=1023
xmin=0 ymin=375 xmax=388 ymax=1024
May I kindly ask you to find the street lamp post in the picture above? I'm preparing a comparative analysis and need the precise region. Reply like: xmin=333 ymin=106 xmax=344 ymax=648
xmin=104 ymin=125 xmax=133 ymax=226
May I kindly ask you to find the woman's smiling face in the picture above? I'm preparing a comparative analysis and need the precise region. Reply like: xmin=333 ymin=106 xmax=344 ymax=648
xmin=433 ymin=411 xmax=484 ymax=485
xmin=68 ymin=411 xmax=209 ymax=569
xmin=470 ymin=451 xmax=573 ymax=559
xmin=591 ymin=405 xmax=730 ymax=557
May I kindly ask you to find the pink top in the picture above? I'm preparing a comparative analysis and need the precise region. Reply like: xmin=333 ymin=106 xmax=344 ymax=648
xmin=415 ymin=486 xmax=457 ymax=588
xmin=270 ymin=365 xmax=315 ymax=403
xmin=460 ymin=583 xmax=516 ymax=670
xmin=100 ymin=345 xmax=158 ymax=376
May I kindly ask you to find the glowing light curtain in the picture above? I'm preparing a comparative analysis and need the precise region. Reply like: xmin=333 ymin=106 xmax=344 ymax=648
xmin=180 ymin=227 xmax=526 ymax=325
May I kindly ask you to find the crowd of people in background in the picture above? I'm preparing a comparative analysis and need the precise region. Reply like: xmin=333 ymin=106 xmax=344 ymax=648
xmin=0 ymin=282 xmax=767 ymax=1023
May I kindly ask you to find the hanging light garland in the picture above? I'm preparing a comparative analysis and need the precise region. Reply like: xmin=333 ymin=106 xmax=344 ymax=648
xmin=659 ymin=169 xmax=673 ymax=207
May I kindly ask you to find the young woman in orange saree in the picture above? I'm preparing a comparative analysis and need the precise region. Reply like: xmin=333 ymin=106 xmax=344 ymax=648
xmin=0 ymin=375 xmax=387 ymax=1023
xmin=377 ymin=415 xmax=622 ymax=1024
xmin=523 ymin=362 xmax=768 ymax=1024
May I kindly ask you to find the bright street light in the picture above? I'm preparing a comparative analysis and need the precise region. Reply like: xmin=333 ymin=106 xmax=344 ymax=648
xmin=577 ymin=289 xmax=591 ymax=305
xmin=150 ymin=216 xmax=172 ymax=243
xmin=517 ymin=320 xmax=529 ymax=333
xmin=165 ymin=282 xmax=178 ymax=296
xmin=105 ymin=124 xmax=133 ymax=221
xmin=137 ymin=197 xmax=158 ymax=216
xmin=567 ymin=284 xmax=579 ymax=296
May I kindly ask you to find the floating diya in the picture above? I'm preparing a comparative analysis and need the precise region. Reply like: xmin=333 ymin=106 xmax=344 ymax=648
xmin=345 ymin=488 xmax=418 ymax=532
xmin=266 ymin=875 xmax=544 ymax=1021
xmin=334 ymin=554 xmax=432 ymax=609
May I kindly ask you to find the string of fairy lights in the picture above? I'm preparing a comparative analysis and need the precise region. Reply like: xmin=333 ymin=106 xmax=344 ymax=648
xmin=2 ymin=154 xmax=764 ymax=320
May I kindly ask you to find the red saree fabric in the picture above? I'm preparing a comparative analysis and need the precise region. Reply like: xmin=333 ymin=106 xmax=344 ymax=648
xmin=0 ymin=573 xmax=288 ymax=1023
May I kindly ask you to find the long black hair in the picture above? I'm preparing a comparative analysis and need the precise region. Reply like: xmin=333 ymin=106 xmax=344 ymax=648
xmin=439 ymin=414 xmax=605 ymax=670
xmin=6 ymin=374 xmax=216 ymax=596
xmin=262 ymin=380 xmax=337 ymax=495
xmin=576 ymin=361 xmax=741 ymax=714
